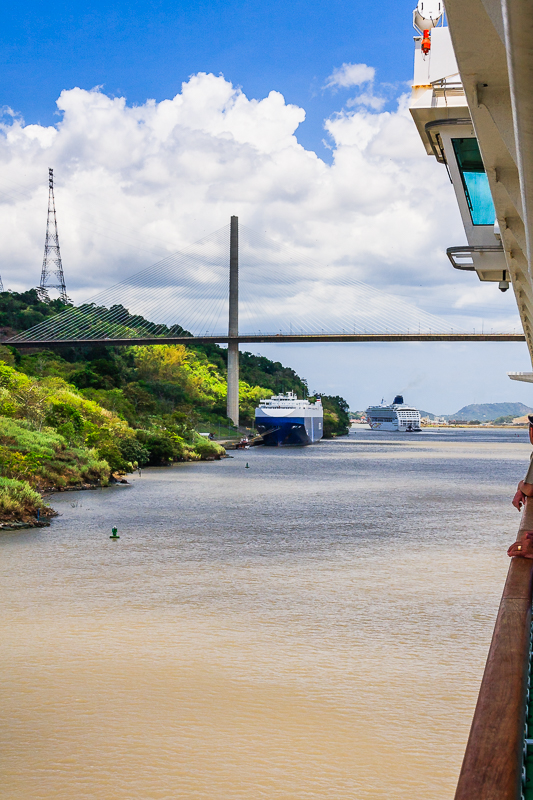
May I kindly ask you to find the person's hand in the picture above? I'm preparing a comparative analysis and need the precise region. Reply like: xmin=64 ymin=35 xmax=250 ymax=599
xmin=513 ymin=489 xmax=526 ymax=511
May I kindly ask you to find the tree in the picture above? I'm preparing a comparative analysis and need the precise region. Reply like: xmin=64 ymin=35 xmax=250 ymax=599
xmin=319 ymin=395 xmax=350 ymax=437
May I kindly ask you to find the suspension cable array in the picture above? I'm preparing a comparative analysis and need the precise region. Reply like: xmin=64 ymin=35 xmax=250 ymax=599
xmin=8 ymin=220 xmax=520 ymax=346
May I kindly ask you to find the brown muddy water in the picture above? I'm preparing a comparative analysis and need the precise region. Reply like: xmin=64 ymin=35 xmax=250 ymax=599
xmin=1 ymin=428 xmax=529 ymax=799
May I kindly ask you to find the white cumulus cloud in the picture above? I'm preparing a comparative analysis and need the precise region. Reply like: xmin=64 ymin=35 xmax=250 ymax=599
xmin=0 ymin=71 xmax=518 ymax=337
xmin=346 ymin=93 xmax=386 ymax=111
xmin=324 ymin=63 xmax=375 ymax=90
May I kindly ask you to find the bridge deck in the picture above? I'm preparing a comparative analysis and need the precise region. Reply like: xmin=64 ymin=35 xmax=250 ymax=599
xmin=5 ymin=333 xmax=526 ymax=348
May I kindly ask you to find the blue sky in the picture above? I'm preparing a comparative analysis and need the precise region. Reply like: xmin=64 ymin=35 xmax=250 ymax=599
xmin=0 ymin=0 xmax=414 ymax=157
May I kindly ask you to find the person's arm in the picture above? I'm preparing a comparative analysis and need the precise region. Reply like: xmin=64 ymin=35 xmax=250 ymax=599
xmin=513 ymin=480 xmax=533 ymax=510
xmin=519 ymin=480 xmax=533 ymax=497
xmin=513 ymin=486 xmax=526 ymax=510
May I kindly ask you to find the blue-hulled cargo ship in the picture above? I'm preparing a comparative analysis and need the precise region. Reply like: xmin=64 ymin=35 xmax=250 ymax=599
xmin=254 ymin=391 xmax=323 ymax=446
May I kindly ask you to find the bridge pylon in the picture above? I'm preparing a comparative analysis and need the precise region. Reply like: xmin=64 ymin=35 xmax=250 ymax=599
xmin=227 ymin=215 xmax=239 ymax=427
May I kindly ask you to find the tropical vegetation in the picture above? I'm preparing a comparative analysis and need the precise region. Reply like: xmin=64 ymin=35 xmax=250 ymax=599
xmin=0 ymin=290 xmax=350 ymax=522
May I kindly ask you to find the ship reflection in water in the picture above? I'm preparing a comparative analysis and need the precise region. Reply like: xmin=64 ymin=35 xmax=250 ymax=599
xmin=1 ymin=428 xmax=525 ymax=799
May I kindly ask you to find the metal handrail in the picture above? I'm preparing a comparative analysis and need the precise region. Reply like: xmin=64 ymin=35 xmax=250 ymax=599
xmin=454 ymin=541 xmax=533 ymax=800
xmin=446 ymin=244 xmax=505 ymax=271
xmin=431 ymin=79 xmax=464 ymax=90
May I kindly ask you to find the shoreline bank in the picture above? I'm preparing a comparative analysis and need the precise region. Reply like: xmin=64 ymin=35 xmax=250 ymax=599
xmin=0 ymin=453 xmax=231 ymax=531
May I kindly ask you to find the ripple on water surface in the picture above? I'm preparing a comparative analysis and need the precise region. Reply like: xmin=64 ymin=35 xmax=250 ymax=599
xmin=1 ymin=428 xmax=527 ymax=799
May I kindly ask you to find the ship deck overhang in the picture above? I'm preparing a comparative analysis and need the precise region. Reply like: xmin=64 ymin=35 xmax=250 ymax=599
xmin=437 ymin=0 xmax=533 ymax=362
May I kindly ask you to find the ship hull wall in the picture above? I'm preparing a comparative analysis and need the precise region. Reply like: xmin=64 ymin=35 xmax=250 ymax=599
xmin=255 ymin=416 xmax=323 ymax=446
xmin=368 ymin=418 xmax=421 ymax=431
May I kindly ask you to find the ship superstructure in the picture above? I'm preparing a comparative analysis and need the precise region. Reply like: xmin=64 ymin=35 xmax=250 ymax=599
xmin=255 ymin=391 xmax=323 ymax=446
xmin=409 ymin=0 xmax=533 ymax=372
xmin=366 ymin=395 xmax=421 ymax=432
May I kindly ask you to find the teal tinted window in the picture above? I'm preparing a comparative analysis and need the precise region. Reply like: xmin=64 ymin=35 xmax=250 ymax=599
xmin=452 ymin=138 xmax=495 ymax=225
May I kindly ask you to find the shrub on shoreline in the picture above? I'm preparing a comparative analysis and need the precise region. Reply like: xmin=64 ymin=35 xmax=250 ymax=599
xmin=193 ymin=434 xmax=226 ymax=460
xmin=0 ymin=476 xmax=53 ymax=522
xmin=0 ymin=417 xmax=110 ymax=488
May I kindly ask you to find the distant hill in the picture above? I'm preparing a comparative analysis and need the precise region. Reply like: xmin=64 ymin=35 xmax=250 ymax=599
xmin=419 ymin=410 xmax=438 ymax=420
xmin=448 ymin=402 xmax=533 ymax=421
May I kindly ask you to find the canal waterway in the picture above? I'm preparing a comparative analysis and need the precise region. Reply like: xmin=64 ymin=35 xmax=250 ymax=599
xmin=1 ymin=428 xmax=529 ymax=799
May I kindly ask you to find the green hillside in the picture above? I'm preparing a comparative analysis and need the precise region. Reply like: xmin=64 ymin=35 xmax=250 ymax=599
xmin=0 ymin=288 xmax=70 ymax=336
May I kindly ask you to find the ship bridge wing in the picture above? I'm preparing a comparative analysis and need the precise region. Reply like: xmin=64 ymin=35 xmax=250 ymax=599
xmin=410 ymin=0 xmax=533 ymax=365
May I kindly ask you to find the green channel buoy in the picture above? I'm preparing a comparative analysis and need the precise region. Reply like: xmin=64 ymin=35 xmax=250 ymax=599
xmin=245 ymin=462 xmax=249 ymax=469
xmin=110 ymin=526 xmax=120 ymax=539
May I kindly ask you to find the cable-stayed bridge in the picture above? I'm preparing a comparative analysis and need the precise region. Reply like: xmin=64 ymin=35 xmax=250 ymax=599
xmin=7 ymin=217 xmax=525 ymax=424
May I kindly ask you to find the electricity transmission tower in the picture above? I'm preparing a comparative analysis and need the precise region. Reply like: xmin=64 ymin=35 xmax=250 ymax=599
xmin=39 ymin=168 xmax=68 ymax=302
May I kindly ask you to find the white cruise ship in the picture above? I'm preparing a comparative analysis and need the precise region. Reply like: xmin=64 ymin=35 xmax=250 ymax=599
xmin=366 ymin=395 xmax=421 ymax=432
xmin=255 ymin=392 xmax=323 ymax=446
